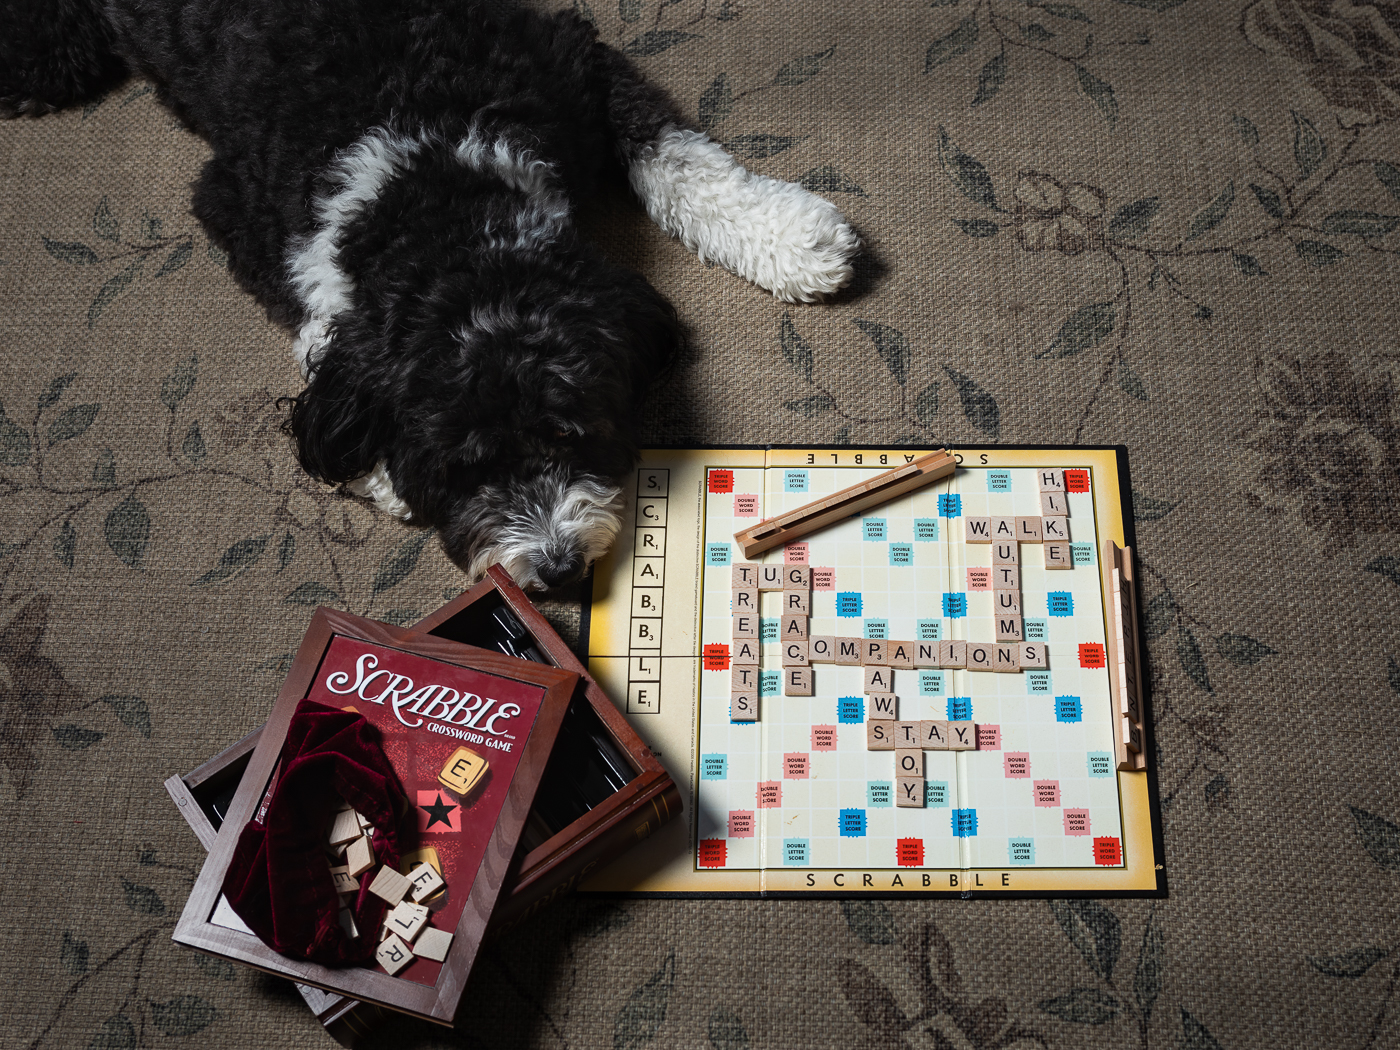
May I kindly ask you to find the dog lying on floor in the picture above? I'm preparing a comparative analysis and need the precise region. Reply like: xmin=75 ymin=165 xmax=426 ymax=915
xmin=2 ymin=0 xmax=860 ymax=589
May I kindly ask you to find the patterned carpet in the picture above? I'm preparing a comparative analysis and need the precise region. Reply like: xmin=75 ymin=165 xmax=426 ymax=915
xmin=3 ymin=1 xmax=1399 ymax=1047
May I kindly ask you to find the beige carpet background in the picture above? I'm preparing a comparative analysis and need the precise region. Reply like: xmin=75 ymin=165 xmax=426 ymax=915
xmin=3 ymin=0 xmax=1399 ymax=1047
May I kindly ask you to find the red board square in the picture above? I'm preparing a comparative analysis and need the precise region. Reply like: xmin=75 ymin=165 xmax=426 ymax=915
xmin=1079 ymin=643 xmax=1107 ymax=669
xmin=1064 ymin=469 xmax=1090 ymax=493
xmin=698 ymin=839 xmax=727 ymax=867
xmin=896 ymin=838 xmax=925 ymax=867
xmin=708 ymin=469 xmax=733 ymax=494
xmin=416 ymin=789 xmax=462 ymax=834
xmin=703 ymin=644 xmax=730 ymax=671
xmin=1093 ymin=836 xmax=1122 ymax=865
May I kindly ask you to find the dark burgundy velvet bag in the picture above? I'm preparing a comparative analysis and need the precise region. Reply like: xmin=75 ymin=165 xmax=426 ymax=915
xmin=222 ymin=700 xmax=406 ymax=965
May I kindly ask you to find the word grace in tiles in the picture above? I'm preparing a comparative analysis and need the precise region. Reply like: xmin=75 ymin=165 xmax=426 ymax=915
xmin=698 ymin=840 xmax=727 ymax=867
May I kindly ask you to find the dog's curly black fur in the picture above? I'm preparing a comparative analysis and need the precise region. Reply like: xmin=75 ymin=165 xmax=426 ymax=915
xmin=3 ymin=0 xmax=860 ymax=589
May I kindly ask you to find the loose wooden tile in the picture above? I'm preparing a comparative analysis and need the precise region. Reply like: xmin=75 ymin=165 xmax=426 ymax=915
xmin=375 ymin=933 xmax=414 ymax=975
xmin=438 ymin=745 xmax=490 ymax=798
xmin=1018 ymin=642 xmax=1048 ymax=669
xmin=732 ymin=665 xmax=758 ymax=691
xmin=784 ymin=667 xmax=813 ymax=696
xmin=783 ymin=589 xmax=811 ymax=615
xmin=407 ymin=862 xmax=446 ymax=903
xmin=864 ymin=665 xmax=893 ymax=693
xmin=1037 ymin=469 xmax=1065 ymax=491
xmin=757 ymin=565 xmax=785 ymax=590
xmin=948 ymin=721 xmax=978 ymax=750
xmin=338 ymin=907 xmax=359 ymax=940
xmin=1044 ymin=542 xmax=1073 ymax=569
xmin=866 ymin=721 xmax=894 ymax=750
xmin=731 ymin=564 xmax=759 ymax=589
xmin=991 ymin=516 xmax=1017 ymax=542
xmin=964 ymin=517 xmax=992 ymax=543
xmin=992 ymin=542 xmax=1019 ymax=565
xmin=780 ymin=613 xmax=808 ymax=639
xmin=329 ymin=866 xmax=359 ymax=896
xmin=781 ymin=640 xmax=810 ymax=667
xmin=886 ymin=641 xmax=915 ymax=669
xmin=731 ymin=614 xmax=759 ymax=639
xmin=835 ymin=637 xmax=863 ymax=665
xmin=783 ymin=565 xmax=812 ymax=589
xmin=1016 ymin=516 xmax=1043 ymax=543
xmin=967 ymin=643 xmax=995 ymax=671
xmin=920 ymin=719 xmax=950 ymax=749
xmin=991 ymin=564 xmax=1020 ymax=590
xmin=894 ymin=721 xmax=922 ymax=748
xmin=731 ymin=587 xmax=758 ymax=613
xmin=896 ymin=778 xmax=925 ymax=808
xmin=995 ymin=615 xmax=1024 ymax=642
xmin=329 ymin=808 xmax=362 ymax=846
xmin=867 ymin=693 xmax=898 ymax=719
xmin=413 ymin=926 xmax=453 ymax=962
xmin=346 ymin=835 xmax=375 ymax=878
xmin=913 ymin=641 xmax=940 ymax=668
xmin=993 ymin=644 xmax=1020 ymax=672
xmin=385 ymin=900 xmax=429 ymax=943
xmin=808 ymin=635 xmax=835 ymax=662
xmin=368 ymin=865 xmax=413 ymax=905
xmin=732 ymin=639 xmax=762 ymax=664
xmin=939 ymin=640 xmax=967 ymax=668
xmin=1042 ymin=516 xmax=1070 ymax=542
xmin=862 ymin=640 xmax=888 ymax=666
xmin=895 ymin=749 xmax=924 ymax=777
xmin=994 ymin=589 xmax=1022 ymax=614
xmin=731 ymin=690 xmax=758 ymax=721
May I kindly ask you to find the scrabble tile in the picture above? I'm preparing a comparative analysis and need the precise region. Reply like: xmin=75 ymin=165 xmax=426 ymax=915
xmin=894 ymin=721 xmax=922 ymax=748
xmin=783 ymin=565 xmax=812 ymax=589
xmin=948 ymin=721 xmax=978 ymax=750
xmin=329 ymin=808 xmax=362 ymax=846
xmin=866 ymin=721 xmax=895 ymax=750
xmin=994 ymin=589 xmax=1022 ymax=615
xmin=1018 ymin=642 xmax=1048 ymax=669
xmin=867 ymin=693 xmax=898 ymax=719
xmin=385 ymin=900 xmax=429 ymax=943
xmin=338 ymin=907 xmax=359 ymax=940
xmin=992 ymin=542 xmax=1018 ymax=565
xmin=731 ymin=587 xmax=758 ymax=613
xmin=862 ymin=640 xmax=888 ymax=666
xmin=920 ymin=719 xmax=950 ymax=749
xmin=1044 ymin=542 xmax=1073 ymax=569
xmin=1124 ymin=717 xmax=1143 ymax=753
xmin=808 ymin=636 xmax=835 ymax=662
xmin=835 ymin=637 xmax=863 ymax=665
xmin=939 ymin=640 xmax=967 ymax=669
xmin=896 ymin=778 xmax=925 ymax=808
xmin=1040 ymin=491 xmax=1070 ymax=517
xmin=780 ymin=613 xmax=808 ymax=639
xmin=991 ymin=516 xmax=1017 ymax=542
xmin=1016 ymin=516 xmax=1043 ymax=543
xmin=967 ymin=644 xmax=995 ymax=671
xmin=356 ymin=809 xmax=373 ymax=828
xmin=368 ymin=865 xmax=413 ymax=905
xmin=1042 ymin=516 xmax=1070 ymax=542
xmin=782 ymin=640 xmax=810 ymax=667
xmin=783 ymin=589 xmax=811 ymax=615
xmin=732 ymin=614 xmax=759 ymax=639
xmin=995 ymin=615 xmax=1024 ymax=642
xmin=407 ymin=862 xmax=445 ymax=903
xmin=784 ymin=667 xmax=813 ymax=696
xmin=864 ymin=666 xmax=893 ymax=694
xmin=732 ymin=639 xmax=762 ymax=664
xmin=991 ymin=564 xmax=1020 ymax=590
xmin=732 ymin=665 xmax=758 ymax=691
xmin=886 ymin=641 xmax=915 ymax=670
xmin=994 ymin=644 xmax=1020 ymax=672
xmin=1037 ymin=469 xmax=1065 ymax=491
xmin=438 ymin=746 xmax=489 ymax=798
xmin=895 ymin=749 xmax=924 ymax=777
xmin=375 ymin=933 xmax=414 ymax=975
xmin=412 ymin=926 xmax=453 ymax=962
xmin=731 ymin=564 xmax=759 ymax=589
xmin=757 ymin=565 xmax=785 ymax=590
xmin=346 ymin=835 xmax=375 ymax=878
xmin=913 ymin=641 xmax=940 ymax=669
xmin=731 ymin=691 xmax=758 ymax=721
xmin=964 ymin=517 xmax=992 ymax=543
xmin=329 ymin=866 xmax=359 ymax=896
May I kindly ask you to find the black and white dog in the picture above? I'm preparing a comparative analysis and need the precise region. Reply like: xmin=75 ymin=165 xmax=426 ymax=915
xmin=2 ymin=0 xmax=860 ymax=589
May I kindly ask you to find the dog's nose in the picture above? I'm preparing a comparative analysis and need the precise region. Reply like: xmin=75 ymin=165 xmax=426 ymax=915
xmin=537 ymin=553 xmax=585 ymax=588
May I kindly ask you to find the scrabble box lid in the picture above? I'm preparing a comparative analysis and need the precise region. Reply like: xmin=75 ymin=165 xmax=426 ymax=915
xmin=172 ymin=607 xmax=578 ymax=1025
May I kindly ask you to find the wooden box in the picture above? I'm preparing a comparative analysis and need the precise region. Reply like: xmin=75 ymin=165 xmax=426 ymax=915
xmin=166 ymin=566 xmax=680 ymax=1044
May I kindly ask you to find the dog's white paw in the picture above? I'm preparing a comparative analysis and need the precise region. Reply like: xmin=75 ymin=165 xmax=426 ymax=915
xmin=630 ymin=128 xmax=861 ymax=303
xmin=346 ymin=461 xmax=413 ymax=520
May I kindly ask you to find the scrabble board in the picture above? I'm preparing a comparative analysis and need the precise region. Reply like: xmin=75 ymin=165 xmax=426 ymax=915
xmin=583 ymin=447 xmax=1163 ymax=898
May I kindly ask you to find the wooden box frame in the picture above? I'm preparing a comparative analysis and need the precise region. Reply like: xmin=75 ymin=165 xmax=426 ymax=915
xmin=172 ymin=607 xmax=580 ymax=1026
xmin=167 ymin=566 xmax=681 ymax=1041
